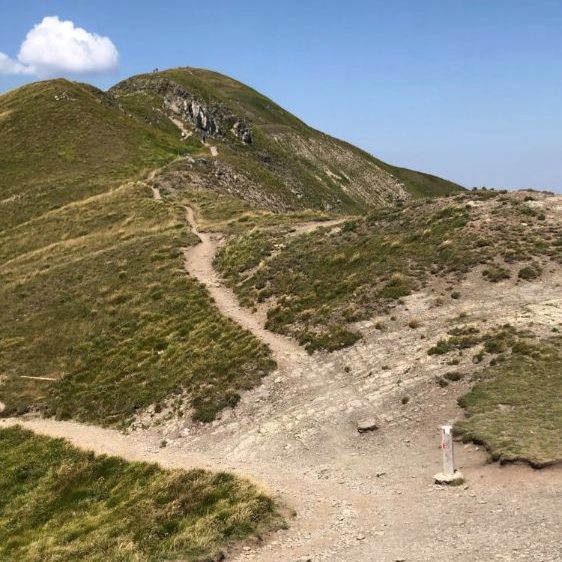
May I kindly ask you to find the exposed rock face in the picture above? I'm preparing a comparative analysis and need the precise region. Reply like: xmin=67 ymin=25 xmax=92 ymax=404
xmin=153 ymin=156 xmax=291 ymax=212
xmin=112 ymin=77 xmax=252 ymax=144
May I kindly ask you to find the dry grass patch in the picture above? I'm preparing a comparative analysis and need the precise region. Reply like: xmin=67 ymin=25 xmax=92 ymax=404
xmin=456 ymin=336 xmax=562 ymax=467
xmin=215 ymin=191 xmax=561 ymax=351
xmin=0 ymin=426 xmax=283 ymax=562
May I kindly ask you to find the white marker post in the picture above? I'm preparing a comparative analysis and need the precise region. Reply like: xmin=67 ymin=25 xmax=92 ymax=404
xmin=433 ymin=424 xmax=465 ymax=485
xmin=441 ymin=425 xmax=455 ymax=476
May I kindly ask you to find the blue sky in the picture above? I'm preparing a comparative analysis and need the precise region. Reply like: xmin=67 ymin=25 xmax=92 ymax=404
xmin=2 ymin=0 xmax=562 ymax=191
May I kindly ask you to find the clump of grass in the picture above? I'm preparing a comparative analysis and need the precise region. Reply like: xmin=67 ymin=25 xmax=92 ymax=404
xmin=379 ymin=275 xmax=411 ymax=300
xmin=0 ymin=427 xmax=282 ymax=562
xmin=518 ymin=263 xmax=542 ymax=280
xmin=456 ymin=337 xmax=562 ymax=467
xmin=428 ymin=325 xmax=522 ymax=359
xmin=444 ymin=371 xmax=464 ymax=382
xmin=448 ymin=326 xmax=480 ymax=337
xmin=482 ymin=265 xmax=511 ymax=282
xmin=408 ymin=319 xmax=421 ymax=329
xmin=428 ymin=333 xmax=480 ymax=355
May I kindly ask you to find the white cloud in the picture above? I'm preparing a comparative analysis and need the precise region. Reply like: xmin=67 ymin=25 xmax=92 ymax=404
xmin=0 ymin=16 xmax=119 ymax=77
xmin=0 ymin=53 xmax=34 ymax=75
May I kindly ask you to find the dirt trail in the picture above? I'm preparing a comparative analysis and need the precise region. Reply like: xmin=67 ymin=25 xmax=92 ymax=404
xmin=169 ymin=116 xmax=193 ymax=139
xmin=184 ymin=207 xmax=307 ymax=366
xmin=3 ymin=194 xmax=562 ymax=561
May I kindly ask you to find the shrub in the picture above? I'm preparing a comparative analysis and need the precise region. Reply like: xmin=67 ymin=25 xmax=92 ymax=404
xmin=379 ymin=276 xmax=411 ymax=300
xmin=518 ymin=264 xmax=541 ymax=280
xmin=444 ymin=371 xmax=464 ymax=382
xmin=483 ymin=266 xmax=511 ymax=282
xmin=428 ymin=339 xmax=453 ymax=355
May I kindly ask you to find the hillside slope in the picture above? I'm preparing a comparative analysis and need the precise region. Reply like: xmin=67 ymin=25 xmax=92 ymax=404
xmin=0 ymin=79 xmax=192 ymax=232
xmin=1 ymin=68 xmax=561 ymax=562
xmin=0 ymin=79 xmax=275 ymax=426
xmin=0 ymin=426 xmax=281 ymax=561
xmin=0 ymin=68 xmax=460 ymax=428
xmin=111 ymin=67 xmax=462 ymax=212
xmin=216 ymin=190 xmax=562 ymax=351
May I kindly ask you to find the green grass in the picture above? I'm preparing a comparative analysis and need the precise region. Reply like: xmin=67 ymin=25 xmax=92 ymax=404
xmin=0 ymin=426 xmax=282 ymax=562
xmin=0 ymin=79 xmax=279 ymax=426
xmin=0 ymin=79 xmax=188 ymax=231
xmin=111 ymin=67 xmax=463 ymax=214
xmin=215 ymin=192 xmax=562 ymax=351
xmin=456 ymin=337 xmax=562 ymax=467
xmin=0 ymin=181 xmax=275 ymax=426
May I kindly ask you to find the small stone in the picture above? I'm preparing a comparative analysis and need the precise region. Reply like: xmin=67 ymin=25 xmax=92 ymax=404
xmin=357 ymin=418 xmax=379 ymax=433
xmin=356 ymin=534 xmax=366 ymax=540
xmin=433 ymin=470 xmax=465 ymax=486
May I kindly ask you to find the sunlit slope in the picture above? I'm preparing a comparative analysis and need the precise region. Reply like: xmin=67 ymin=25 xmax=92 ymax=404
xmin=112 ymin=67 xmax=463 ymax=213
xmin=0 ymin=79 xmax=186 ymax=231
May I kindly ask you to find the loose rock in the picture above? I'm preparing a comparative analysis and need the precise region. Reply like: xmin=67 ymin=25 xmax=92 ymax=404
xmin=357 ymin=418 xmax=379 ymax=433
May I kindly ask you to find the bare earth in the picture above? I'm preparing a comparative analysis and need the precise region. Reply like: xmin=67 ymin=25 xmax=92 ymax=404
xmin=3 ymin=199 xmax=562 ymax=562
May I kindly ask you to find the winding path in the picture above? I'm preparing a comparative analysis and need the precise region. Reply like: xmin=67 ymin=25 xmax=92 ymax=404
xmin=184 ymin=207 xmax=307 ymax=367
xmin=3 ymin=188 xmax=562 ymax=561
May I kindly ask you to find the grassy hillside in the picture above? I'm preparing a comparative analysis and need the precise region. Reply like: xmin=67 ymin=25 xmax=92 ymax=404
xmin=0 ymin=426 xmax=281 ymax=562
xmin=215 ymin=190 xmax=562 ymax=351
xmin=0 ymin=70 xmax=463 ymax=428
xmin=0 ymin=76 xmax=283 ymax=427
xmin=377 ymin=162 xmax=463 ymax=198
xmin=456 ymin=336 xmax=562 ymax=467
xmin=0 ymin=180 xmax=274 ymax=426
xmin=111 ymin=68 xmax=463 ymax=213
xmin=0 ymin=79 xmax=192 ymax=231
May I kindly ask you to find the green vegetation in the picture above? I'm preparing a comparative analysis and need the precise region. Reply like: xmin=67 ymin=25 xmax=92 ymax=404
xmin=0 ymin=79 xmax=189 ymax=231
xmin=428 ymin=324 xmax=540 ymax=359
xmin=482 ymin=265 xmax=511 ymax=282
xmin=0 ymin=78 xmax=277 ymax=427
xmin=112 ymin=68 xmax=463 ymax=215
xmin=456 ymin=337 xmax=562 ymax=467
xmin=0 ymin=181 xmax=274 ymax=426
xmin=216 ymin=193 xmax=561 ymax=351
xmin=518 ymin=263 xmax=542 ymax=280
xmin=373 ymin=161 xmax=464 ymax=198
xmin=0 ymin=427 xmax=281 ymax=561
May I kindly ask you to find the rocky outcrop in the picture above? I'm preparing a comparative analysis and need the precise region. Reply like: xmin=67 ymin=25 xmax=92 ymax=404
xmin=111 ymin=77 xmax=252 ymax=144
